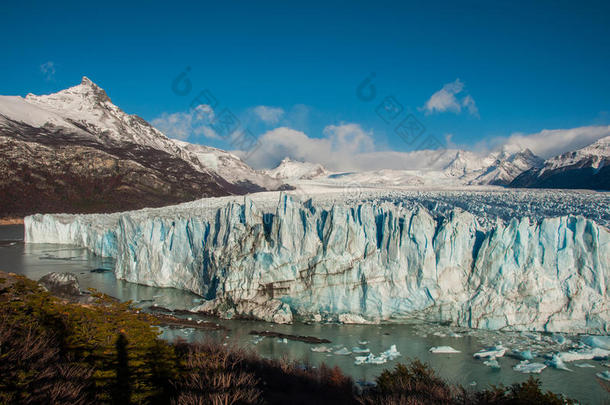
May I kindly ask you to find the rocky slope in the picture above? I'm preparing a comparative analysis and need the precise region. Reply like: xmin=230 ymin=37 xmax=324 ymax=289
xmin=470 ymin=149 xmax=544 ymax=185
xmin=510 ymin=136 xmax=610 ymax=190
xmin=0 ymin=78 xmax=285 ymax=217
xmin=173 ymin=139 xmax=289 ymax=191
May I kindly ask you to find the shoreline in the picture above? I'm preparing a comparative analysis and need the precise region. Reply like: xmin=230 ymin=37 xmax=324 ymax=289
xmin=0 ymin=217 xmax=24 ymax=225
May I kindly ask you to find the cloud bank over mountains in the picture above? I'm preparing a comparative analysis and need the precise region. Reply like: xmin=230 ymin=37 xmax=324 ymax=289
xmin=235 ymin=124 xmax=610 ymax=171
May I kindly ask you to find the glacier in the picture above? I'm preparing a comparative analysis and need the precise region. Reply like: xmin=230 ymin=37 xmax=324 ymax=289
xmin=24 ymin=191 xmax=610 ymax=333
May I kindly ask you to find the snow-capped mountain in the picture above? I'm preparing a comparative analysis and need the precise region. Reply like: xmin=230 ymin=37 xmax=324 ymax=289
xmin=172 ymin=140 xmax=289 ymax=191
xmin=0 ymin=77 xmax=285 ymax=217
xmin=511 ymin=136 xmax=610 ymax=190
xmin=284 ymin=148 xmax=544 ymax=189
xmin=443 ymin=150 xmax=492 ymax=178
xmin=266 ymin=157 xmax=328 ymax=180
xmin=471 ymin=149 xmax=544 ymax=185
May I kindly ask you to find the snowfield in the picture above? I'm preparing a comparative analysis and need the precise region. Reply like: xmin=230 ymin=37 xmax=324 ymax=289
xmin=25 ymin=186 xmax=610 ymax=333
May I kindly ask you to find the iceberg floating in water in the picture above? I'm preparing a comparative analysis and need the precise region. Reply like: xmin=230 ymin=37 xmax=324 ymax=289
xmin=514 ymin=361 xmax=546 ymax=374
xmin=474 ymin=345 xmax=506 ymax=359
xmin=581 ymin=336 xmax=610 ymax=350
xmin=355 ymin=353 xmax=387 ymax=365
xmin=24 ymin=193 xmax=610 ymax=333
xmin=429 ymin=346 xmax=461 ymax=354
xmin=311 ymin=345 xmax=332 ymax=353
xmin=381 ymin=345 xmax=401 ymax=360
xmin=354 ymin=345 xmax=401 ymax=365
xmin=546 ymin=354 xmax=572 ymax=371
xmin=334 ymin=347 xmax=352 ymax=355
xmin=511 ymin=350 xmax=534 ymax=361
xmin=484 ymin=358 xmax=501 ymax=369
xmin=597 ymin=370 xmax=610 ymax=382
xmin=553 ymin=347 xmax=610 ymax=363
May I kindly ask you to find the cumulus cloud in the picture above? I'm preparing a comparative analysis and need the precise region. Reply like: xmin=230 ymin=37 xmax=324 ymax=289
xmin=151 ymin=104 xmax=218 ymax=140
xmin=422 ymin=79 xmax=478 ymax=117
xmin=253 ymin=105 xmax=284 ymax=124
xmin=40 ymin=61 xmax=56 ymax=81
xmin=489 ymin=125 xmax=610 ymax=158
xmin=236 ymin=123 xmax=454 ymax=171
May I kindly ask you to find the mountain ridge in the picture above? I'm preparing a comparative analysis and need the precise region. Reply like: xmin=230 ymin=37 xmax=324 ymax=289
xmin=0 ymin=77 xmax=286 ymax=217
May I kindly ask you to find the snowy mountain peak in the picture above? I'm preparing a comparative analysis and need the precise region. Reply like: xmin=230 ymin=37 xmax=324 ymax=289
xmin=266 ymin=157 xmax=328 ymax=180
xmin=26 ymin=76 xmax=112 ymax=107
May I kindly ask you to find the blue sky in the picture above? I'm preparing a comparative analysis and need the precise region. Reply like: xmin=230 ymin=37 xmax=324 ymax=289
xmin=2 ymin=0 xmax=610 ymax=169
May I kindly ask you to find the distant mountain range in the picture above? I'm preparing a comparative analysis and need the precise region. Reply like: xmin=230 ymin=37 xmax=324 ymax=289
xmin=0 ymin=77 xmax=287 ymax=217
xmin=510 ymin=135 xmax=610 ymax=190
xmin=1 ymin=78 xmax=607 ymax=217
xmin=264 ymin=139 xmax=608 ymax=191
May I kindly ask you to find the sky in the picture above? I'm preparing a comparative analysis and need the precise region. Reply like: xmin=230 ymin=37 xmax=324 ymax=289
xmin=2 ymin=0 xmax=610 ymax=170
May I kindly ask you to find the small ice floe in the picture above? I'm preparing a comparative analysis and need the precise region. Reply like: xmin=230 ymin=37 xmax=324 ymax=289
xmin=448 ymin=332 xmax=462 ymax=338
xmin=381 ymin=345 xmax=401 ymax=360
xmin=546 ymin=354 xmax=572 ymax=371
xmin=354 ymin=353 xmax=387 ymax=365
xmin=474 ymin=345 xmax=506 ymax=359
xmin=358 ymin=340 xmax=369 ymax=345
xmin=513 ymin=361 xmax=546 ymax=374
xmin=354 ymin=345 xmax=401 ymax=365
xmin=429 ymin=346 xmax=461 ymax=354
xmin=334 ymin=347 xmax=352 ymax=355
xmin=277 ymin=338 xmax=288 ymax=344
xmin=574 ymin=363 xmax=595 ymax=368
xmin=469 ymin=381 xmax=477 ymax=386
xmin=553 ymin=347 xmax=610 ymax=363
xmin=483 ymin=357 xmax=500 ymax=369
xmin=352 ymin=347 xmax=370 ymax=354
xmin=597 ymin=370 xmax=610 ymax=382
xmin=433 ymin=331 xmax=447 ymax=337
xmin=582 ymin=336 xmax=610 ymax=350
xmin=484 ymin=358 xmax=501 ymax=369
xmin=311 ymin=345 xmax=332 ymax=353
xmin=511 ymin=350 xmax=534 ymax=361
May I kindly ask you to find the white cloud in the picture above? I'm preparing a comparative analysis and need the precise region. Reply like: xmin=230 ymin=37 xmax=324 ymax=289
xmin=489 ymin=125 xmax=610 ymax=158
xmin=422 ymin=79 xmax=478 ymax=117
xmin=236 ymin=123 xmax=453 ymax=171
xmin=253 ymin=105 xmax=284 ymax=124
xmin=236 ymin=122 xmax=610 ymax=171
xmin=40 ymin=61 xmax=56 ymax=81
xmin=462 ymin=95 xmax=479 ymax=117
xmin=151 ymin=104 xmax=219 ymax=141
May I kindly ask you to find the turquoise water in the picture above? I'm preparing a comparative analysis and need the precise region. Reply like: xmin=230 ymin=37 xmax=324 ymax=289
xmin=1 ymin=225 xmax=608 ymax=404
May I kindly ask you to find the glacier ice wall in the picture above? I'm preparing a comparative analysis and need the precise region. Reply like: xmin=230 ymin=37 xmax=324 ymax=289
xmin=25 ymin=194 xmax=609 ymax=332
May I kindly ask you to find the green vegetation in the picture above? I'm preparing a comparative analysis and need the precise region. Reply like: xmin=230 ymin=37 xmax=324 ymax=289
xmin=0 ymin=272 xmax=577 ymax=404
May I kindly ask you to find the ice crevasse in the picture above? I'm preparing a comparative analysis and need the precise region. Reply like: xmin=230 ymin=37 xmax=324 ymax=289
xmin=25 ymin=194 xmax=609 ymax=333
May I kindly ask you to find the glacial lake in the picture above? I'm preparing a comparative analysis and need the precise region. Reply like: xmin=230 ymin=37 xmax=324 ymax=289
xmin=1 ymin=224 xmax=608 ymax=404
